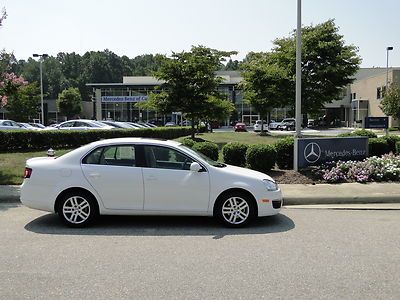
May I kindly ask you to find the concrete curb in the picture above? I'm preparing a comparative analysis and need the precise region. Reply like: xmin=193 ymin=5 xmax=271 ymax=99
xmin=280 ymin=182 xmax=400 ymax=205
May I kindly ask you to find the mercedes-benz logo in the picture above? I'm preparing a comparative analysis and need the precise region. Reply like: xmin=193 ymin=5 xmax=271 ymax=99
xmin=304 ymin=142 xmax=321 ymax=163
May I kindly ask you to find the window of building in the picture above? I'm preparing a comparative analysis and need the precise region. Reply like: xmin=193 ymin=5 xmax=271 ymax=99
xmin=377 ymin=87 xmax=382 ymax=99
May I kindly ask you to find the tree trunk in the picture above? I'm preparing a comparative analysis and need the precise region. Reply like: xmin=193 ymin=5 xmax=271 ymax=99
xmin=191 ymin=117 xmax=195 ymax=139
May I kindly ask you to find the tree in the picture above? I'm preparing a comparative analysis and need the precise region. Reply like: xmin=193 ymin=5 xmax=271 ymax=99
xmin=202 ymin=95 xmax=235 ymax=132
xmin=380 ymin=84 xmax=400 ymax=120
xmin=57 ymin=87 xmax=82 ymax=119
xmin=0 ymin=7 xmax=6 ymax=27
xmin=241 ymin=52 xmax=291 ymax=135
xmin=5 ymin=83 xmax=40 ymax=122
xmin=0 ymin=72 xmax=28 ymax=110
xmin=145 ymin=46 xmax=237 ymax=138
xmin=244 ymin=19 xmax=361 ymax=118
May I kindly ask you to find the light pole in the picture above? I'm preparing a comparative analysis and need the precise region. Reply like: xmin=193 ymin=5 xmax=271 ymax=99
xmin=386 ymin=46 xmax=393 ymax=92
xmin=33 ymin=53 xmax=48 ymax=125
xmin=294 ymin=0 xmax=302 ymax=171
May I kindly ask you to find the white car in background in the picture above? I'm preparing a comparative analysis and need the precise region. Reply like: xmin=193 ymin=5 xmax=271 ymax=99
xmin=18 ymin=122 xmax=43 ymax=130
xmin=253 ymin=120 xmax=269 ymax=132
xmin=48 ymin=119 xmax=114 ymax=130
xmin=21 ymin=138 xmax=282 ymax=228
xmin=0 ymin=119 xmax=26 ymax=130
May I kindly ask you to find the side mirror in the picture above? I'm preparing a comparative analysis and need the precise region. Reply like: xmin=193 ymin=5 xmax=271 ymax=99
xmin=190 ymin=162 xmax=202 ymax=172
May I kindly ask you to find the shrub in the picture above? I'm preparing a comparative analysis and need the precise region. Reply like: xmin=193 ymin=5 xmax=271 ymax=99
xmin=338 ymin=129 xmax=377 ymax=138
xmin=274 ymin=137 xmax=294 ymax=169
xmin=396 ymin=141 xmax=400 ymax=154
xmin=368 ymin=138 xmax=390 ymax=157
xmin=382 ymin=135 xmax=400 ymax=153
xmin=246 ymin=144 xmax=277 ymax=173
xmin=181 ymin=137 xmax=196 ymax=148
xmin=222 ymin=142 xmax=248 ymax=167
xmin=192 ymin=141 xmax=219 ymax=161
xmin=0 ymin=127 xmax=193 ymax=152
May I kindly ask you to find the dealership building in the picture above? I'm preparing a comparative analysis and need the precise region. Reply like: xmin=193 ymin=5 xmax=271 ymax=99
xmin=84 ymin=68 xmax=400 ymax=127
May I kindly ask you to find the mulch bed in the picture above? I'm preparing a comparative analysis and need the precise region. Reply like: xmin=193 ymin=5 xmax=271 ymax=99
xmin=268 ymin=169 xmax=320 ymax=184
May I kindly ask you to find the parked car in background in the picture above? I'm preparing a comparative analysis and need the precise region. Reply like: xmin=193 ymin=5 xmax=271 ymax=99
xmin=253 ymin=120 xmax=269 ymax=132
xmin=20 ymin=138 xmax=282 ymax=228
xmin=0 ymin=119 xmax=26 ymax=130
xmin=234 ymin=122 xmax=247 ymax=132
xmin=48 ymin=119 xmax=114 ymax=130
xmin=164 ymin=122 xmax=177 ymax=127
xmin=307 ymin=119 xmax=315 ymax=128
xmin=18 ymin=122 xmax=42 ymax=130
xmin=29 ymin=123 xmax=46 ymax=129
xmin=277 ymin=118 xmax=296 ymax=131
xmin=126 ymin=122 xmax=147 ymax=129
xmin=268 ymin=120 xmax=281 ymax=130
xmin=100 ymin=121 xmax=136 ymax=129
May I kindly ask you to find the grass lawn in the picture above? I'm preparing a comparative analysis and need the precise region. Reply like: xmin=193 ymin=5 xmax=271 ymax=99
xmin=0 ymin=132 xmax=281 ymax=185
xmin=0 ymin=149 xmax=71 ymax=185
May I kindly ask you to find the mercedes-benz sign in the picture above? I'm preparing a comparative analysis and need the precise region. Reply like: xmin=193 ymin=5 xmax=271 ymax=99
xmin=297 ymin=137 xmax=368 ymax=168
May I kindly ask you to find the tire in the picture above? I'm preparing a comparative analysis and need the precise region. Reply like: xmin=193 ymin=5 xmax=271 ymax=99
xmin=215 ymin=192 xmax=256 ymax=228
xmin=57 ymin=191 xmax=98 ymax=228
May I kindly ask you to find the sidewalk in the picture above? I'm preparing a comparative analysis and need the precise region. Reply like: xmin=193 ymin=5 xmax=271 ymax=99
xmin=1 ymin=183 xmax=399 ymax=205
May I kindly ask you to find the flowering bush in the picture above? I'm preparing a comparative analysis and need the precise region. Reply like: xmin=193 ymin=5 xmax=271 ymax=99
xmin=0 ymin=72 xmax=28 ymax=108
xmin=314 ymin=154 xmax=400 ymax=183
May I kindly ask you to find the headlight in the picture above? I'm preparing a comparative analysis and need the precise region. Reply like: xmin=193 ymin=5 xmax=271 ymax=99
xmin=263 ymin=179 xmax=278 ymax=191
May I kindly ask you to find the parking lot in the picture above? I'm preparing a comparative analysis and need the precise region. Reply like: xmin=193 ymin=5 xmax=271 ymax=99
xmin=1 ymin=204 xmax=399 ymax=299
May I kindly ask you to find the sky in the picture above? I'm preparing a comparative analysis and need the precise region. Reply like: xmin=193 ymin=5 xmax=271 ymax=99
xmin=1 ymin=0 xmax=399 ymax=68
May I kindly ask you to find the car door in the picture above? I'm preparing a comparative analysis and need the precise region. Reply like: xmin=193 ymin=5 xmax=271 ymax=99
xmin=142 ymin=145 xmax=210 ymax=212
xmin=81 ymin=144 xmax=144 ymax=210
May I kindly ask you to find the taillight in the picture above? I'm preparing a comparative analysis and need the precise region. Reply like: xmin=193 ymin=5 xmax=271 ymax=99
xmin=24 ymin=168 xmax=32 ymax=179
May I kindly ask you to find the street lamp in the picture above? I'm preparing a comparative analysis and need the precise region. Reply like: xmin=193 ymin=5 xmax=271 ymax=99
xmin=294 ymin=0 xmax=302 ymax=171
xmin=33 ymin=53 xmax=48 ymax=125
xmin=386 ymin=46 xmax=393 ymax=92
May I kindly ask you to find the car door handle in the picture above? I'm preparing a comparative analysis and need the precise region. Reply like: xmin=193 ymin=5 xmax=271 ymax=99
xmin=88 ymin=173 xmax=100 ymax=178
xmin=146 ymin=175 xmax=157 ymax=181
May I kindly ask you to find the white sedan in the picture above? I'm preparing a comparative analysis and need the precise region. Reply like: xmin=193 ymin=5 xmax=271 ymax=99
xmin=46 ymin=119 xmax=114 ymax=130
xmin=21 ymin=138 xmax=282 ymax=227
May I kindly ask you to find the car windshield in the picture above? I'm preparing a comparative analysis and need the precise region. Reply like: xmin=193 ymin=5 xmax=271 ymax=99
xmin=179 ymin=145 xmax=226 ymax=168
xmin=91 ymin=120 xmax=108 ymax=127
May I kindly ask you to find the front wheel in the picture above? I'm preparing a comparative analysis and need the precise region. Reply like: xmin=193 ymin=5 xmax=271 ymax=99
xmin=215 ymin=192 xmax=255 ymax=227
xmin=57 ymin=192 xmax=98 ymax=227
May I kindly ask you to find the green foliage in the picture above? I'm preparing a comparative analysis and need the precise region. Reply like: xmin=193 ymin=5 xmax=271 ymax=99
xmin=380 ymin=84 xmax=400 ymax=119
xmin=246 ymin=144 xmax=277 ymax=173
xmin=396 ymin=141 xmax=400 ymax=154
xmin=4 ymin=83 xmax=40 ymax=122
xmin=181 ymin=137 xmax=196 ymax=148
xmin=274 ymin=137 xmax=294 ymax=169
xmin=368 ymin=138 xmax=390 ymax=157
xmin=382 ymin=135 xmax=400 ymax=153
xmin=145 ymin=45 xmax=237 ymax=138
xmin=241 ymin=52 xmax=290 ymax=128
xmin=247 ymin=19 xmax=361 ymax=115
xmin=57 ymin=87 xmax=82 ymax=119
xmin=222 ymin=142 xmax=248 ymax=167
xmin=338 ymin=129 xmax=378 ymax=138
xmin=0 ymin=127 xmax=192 ymax=152
xmin=192 ymin=141 xmax=219 ymax=161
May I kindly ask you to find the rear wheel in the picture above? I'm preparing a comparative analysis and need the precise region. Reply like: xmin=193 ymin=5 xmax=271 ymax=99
xmin=57 ymin=192 xmax=98 ymax=227
xmin=215 ymin=192 xmax=255 ymax=227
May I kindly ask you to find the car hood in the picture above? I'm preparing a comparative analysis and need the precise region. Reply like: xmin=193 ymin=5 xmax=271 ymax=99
xmin=217 ymin=164 xmax=275 ymax=182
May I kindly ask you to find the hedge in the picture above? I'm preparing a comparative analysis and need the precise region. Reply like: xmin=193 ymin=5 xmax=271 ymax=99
xmin=192 ymin=141 xmax=219 ymax=161
xmin=338 ymin=129 xmax=378 ymax=138
xmin=382 ymin=135 xmax=400 ymax=153
xmin=246 ymin=144 xmax=277 ymax=173
xmin=368 ymin=137 xmax=391 ymax=157
xmin=222 ymin=142 xmax=248 ymax=167
xmin=0 ymin=127 xmax=193 ymax=152
xmin=396 ymin=141 xmax=400 ymax=154
xmin=274 ymin=137 xmax=294 ymax=169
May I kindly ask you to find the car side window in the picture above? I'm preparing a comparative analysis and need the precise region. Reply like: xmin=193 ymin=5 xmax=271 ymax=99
xmin=143 ymin=146 xmax=193 ymax=170
xmin=60 ymin=122 xmax=74 ymax=128
xmin=83 ymin=145 xmax=136 ymax=167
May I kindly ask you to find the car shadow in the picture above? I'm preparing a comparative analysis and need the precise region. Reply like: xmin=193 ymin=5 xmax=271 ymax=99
xmin=24 ymin=213 xmax=295 ymax=238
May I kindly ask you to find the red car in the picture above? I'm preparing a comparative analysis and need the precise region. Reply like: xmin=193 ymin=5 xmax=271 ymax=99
xmin=234 ymin=122 xmax=247 ymax=132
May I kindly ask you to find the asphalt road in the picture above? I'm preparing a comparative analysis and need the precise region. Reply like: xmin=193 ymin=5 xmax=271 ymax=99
xmin=1 ymin=204 xmax=399 ymax=299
